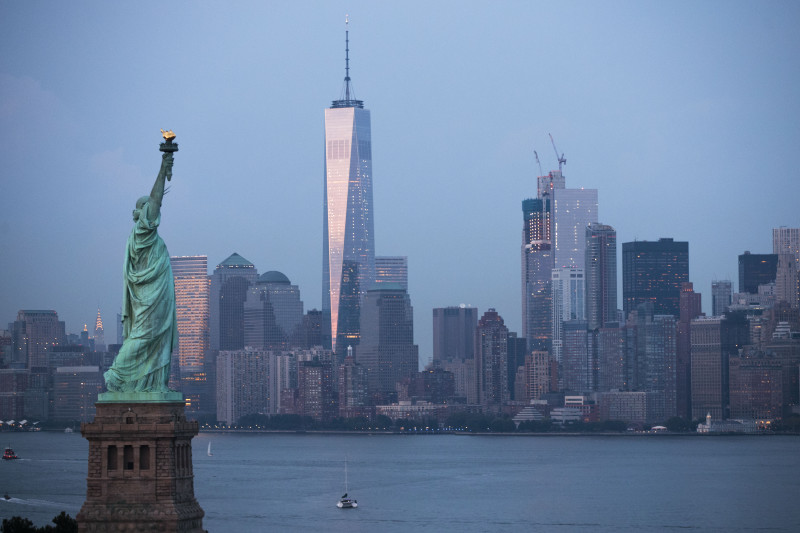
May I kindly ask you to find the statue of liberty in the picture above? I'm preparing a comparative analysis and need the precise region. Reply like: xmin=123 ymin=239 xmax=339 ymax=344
xmin=104 ymin=131 xmax=179 ymax=394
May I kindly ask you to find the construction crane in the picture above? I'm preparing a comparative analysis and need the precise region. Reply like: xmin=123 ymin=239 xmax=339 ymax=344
xmin=549 ymin=133 xmax=566 ymax=172
xmin=533 ymin=150 xmax=543 ymax=177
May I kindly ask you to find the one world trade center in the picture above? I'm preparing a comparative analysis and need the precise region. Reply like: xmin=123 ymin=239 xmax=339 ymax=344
xmin=323 ymin=22 xmax=375 ymax=355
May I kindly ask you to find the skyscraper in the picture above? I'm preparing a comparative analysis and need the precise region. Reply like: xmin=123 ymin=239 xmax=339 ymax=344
xmin=711 ymin=280 xmax=732 ymax=317
xmin=357 ymin=285 xmax=418 ymax=403
xmin=243 ymin=271 xmax=304 ymax=350
xmin=209 ymin=253 xmax=258 ymax=351
xmin=585 ymin=223 xmax=617 ymax=330
xmin=738 ymin=251 xmax=777 ymax=294
xmin=93 ymin=308 xmax=105 ymax=352
xmin=432 ymin=305 xmax=478 ymax=364
xmin=171 ymin=255 xmax=211 ymax=416
xmin=12 ymin=310 xmax=65 ymax=369
xmin=475 ymin=309 xmax=509 ymax=412
xmin=521 ymin=197 xmax=552 ymax=352
xmin=375 ymin=256 xmax=408 ymax=290
xmin=551 ymin=267 xmax=585 ymax=364
xmin=622 ymin=238 xmax=689 ymax=317
xmin=773 ymin=227 xmax=800 ymax=265
xmin=323 ymin=25 xmax=375 ymax=355
xmin=552 ymin=188 xmax=598 ymax=270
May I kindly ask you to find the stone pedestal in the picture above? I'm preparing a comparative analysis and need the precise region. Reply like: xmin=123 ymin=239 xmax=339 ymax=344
xmin=77 ymin=400 xmax=205 ymax=533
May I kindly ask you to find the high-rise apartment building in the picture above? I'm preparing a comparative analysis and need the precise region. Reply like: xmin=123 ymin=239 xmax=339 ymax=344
xmin=357 ymin=285 xmax=418 ymax=403
xmin=551 ymin=267 xmax=585 ymax=364
xmin=521 ymin=197 xmax=553 ymax=352
xmin=711 ymin=280 xmax=732 ymax=317
xmin=216 ymin=348 xmax=270 ymax=425
xmin=622 ymin=238 xmax=689 ymax=317
xmin=585 ymin=223 xmax=617 ymax=330
xmin=432 ymin=306 xmax=478 ymax=364
xmin=375 ymin=256 xmax=408 ymax=291
xmin=552 ymin=188 xmax=598 ymax=270
xmin=738 ymin=251 xmax=778 ymax=295
xmin=323 ymin=27 xmax=375 ymax=355
xmin=171 ymin=256 xmax=211 ymax=416
xmin=475 ymin=309 xmax=509 ymax=412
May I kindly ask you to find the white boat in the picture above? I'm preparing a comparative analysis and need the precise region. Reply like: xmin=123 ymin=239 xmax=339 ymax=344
xmin=337 ymin=459 xmax=357 ymax=509
xmin=207 ymin=442 xmax=213 ymax=457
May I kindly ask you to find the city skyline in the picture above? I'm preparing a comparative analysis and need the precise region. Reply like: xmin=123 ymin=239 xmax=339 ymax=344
xmin=2 ymin=3 xmax=799 ymax=364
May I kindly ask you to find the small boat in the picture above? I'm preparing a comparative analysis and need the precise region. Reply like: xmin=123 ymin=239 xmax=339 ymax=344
xmin=2 ymin=447 xmax=18 ymax=460
xmin=207 ymin=442 xmax=213 ymax=457
xmin=337 ymin=459 xmax=357 ymax=509
xmin=64 ymin=427 xmax=73 ymax=433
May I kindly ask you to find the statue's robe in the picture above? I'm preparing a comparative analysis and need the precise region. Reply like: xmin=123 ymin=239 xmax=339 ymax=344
xmin=104 ymin=200 xmax=177 ymax=392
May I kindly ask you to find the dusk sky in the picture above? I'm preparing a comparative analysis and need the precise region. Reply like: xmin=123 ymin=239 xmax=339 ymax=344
xmin=2 ymin=2 xmax=798 ymax=366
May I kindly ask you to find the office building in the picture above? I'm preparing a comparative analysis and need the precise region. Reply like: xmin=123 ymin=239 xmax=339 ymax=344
xmin=677 ymin=282 xmax=702 ymax=419
xmin=338 ymin=350 xmax=370 ymax=418
xmin=643 ymin=314 xmax=677 ymax=422
xmin=432 ymin=306 xmax=478 ymax=364
xmin=171 ymin=255 xmax=211 ymax=417
xmin=475 ymin=309 xmax=509 ymax=412
xmin=622 ymin=238 xmax=689 ymax=317
xmin=210 ymin=253 xmax=258 ymax=351
xmin=297 ymin=358 xmax=337 ymax=422
xmin=323 ymin=26 xmax=376 ymax=355
xmin=93 ymin=309 xmax=105 ymax=352
xmin=711 ymin=280 xmax=732 ymax=317
xmin=243 ymin=271 xmax=304 ymax=350
xmin=773 ymin=227 xmax=800 ymax=264
xmin=738 ymin=252 xmax=778 ymax=295
xmin=52 ymin=366 xmax=103 ymax=422
xmin=357 ymin=285 xmax=418 ymax=403
xmin=11 ymin=310 xmax=65 ymax=369
xmin=375 ymin=256 xmax=408 ymax=290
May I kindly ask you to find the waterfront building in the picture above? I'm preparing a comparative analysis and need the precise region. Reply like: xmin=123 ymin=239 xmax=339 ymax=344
xmin=375 ymin=256 xmax=408 ymax=290
xmin=596 ymin=325 xmax=624 ymax=392
xmin=596 ymin=391 xmax=647 ymax=424
xmin=171 ymin=255 xmax=211 ymax=417
xmin=475 ymin=309 xmax=509 ymax=412
xmin=433 ymin=306 xmax=478 ymax=365
xmin=738 ymin=251 xmax=778 ymax=295
xmin=338 ymin=349 xmax=370 ymax=418
xmin=357 ymin=285 xmax=418 ymax=403
xmin=439 ymin=358 xmax=478 ymax=404
xmin=677 ymin=282 xmax=702 ymax=419
xmin=728 ymin=356 xmax=783 ymax=420
xmin=522 ymin=351 xmax=557 ymax=401
xmin=52 ymin=365 xmax=103 ymax=422
xmin=585 ymin=223 xmax=617 ymax=330
xmin=622 ymin=238 xmax=689 ymax=317
xmin=561 ymin=320 xmax=590 ymax=393
xmin=0 ymin=368 xmax=28 ymax=419
xmin=644 ymin=315 xmax=677 ymax=422
xmin=11 ymin=310 xmax=65 ymax=369
xmin=297 ymin=358 xmax=337 ymax=422
xmin=506 ymin=331 xmax=528 ymax=401
xmin=323 ymin=26 xmax=376 ymax=355
xmin=711 ymin=280 xmax=732 ymax=317
xmin=216 ymin=348 xmax=270 ymax=425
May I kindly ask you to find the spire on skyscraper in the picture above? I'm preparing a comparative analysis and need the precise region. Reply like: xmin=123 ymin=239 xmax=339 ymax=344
xmin=95 ymin=307 xmax=104 ymax=333
xmin=332 ymin=14 xmax=364 ymax=109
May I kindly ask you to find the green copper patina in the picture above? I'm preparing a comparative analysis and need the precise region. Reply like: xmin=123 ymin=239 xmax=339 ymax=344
xmin=100 ymin=132 xmax=181 ymax=402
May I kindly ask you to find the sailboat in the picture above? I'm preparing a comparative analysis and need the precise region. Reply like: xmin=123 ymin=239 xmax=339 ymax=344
xmin=207 ymin=442 xmax=212 ymax=457
xmin=337 ymin=459 xmax=357 ymax=509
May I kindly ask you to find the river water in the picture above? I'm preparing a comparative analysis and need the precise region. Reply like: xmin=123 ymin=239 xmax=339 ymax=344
xmin=1 ymin=431 xmax=798 ymax=532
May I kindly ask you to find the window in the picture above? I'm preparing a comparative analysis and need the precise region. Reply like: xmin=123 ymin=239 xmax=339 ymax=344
xmin=139 ymin=445 xmax=150 ymax=470
xmin=107 ymin=445 xmax=117 ymax=470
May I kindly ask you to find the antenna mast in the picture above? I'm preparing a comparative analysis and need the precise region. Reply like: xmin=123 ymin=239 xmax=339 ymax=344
xmin=344 ymin=14 xmax=351 ymax=102
xmin=549 ymin=133 xmax=567 ymax=172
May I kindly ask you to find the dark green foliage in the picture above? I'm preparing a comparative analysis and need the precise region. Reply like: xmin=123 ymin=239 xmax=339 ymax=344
xmin=1 ymin=512 xmax=77 ymax=533
xmin=664 ymin=416 xmax=696 ymax=432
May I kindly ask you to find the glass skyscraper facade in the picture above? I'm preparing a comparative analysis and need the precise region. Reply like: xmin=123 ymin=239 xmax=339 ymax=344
xmin=323 ymin=29 xmax=375 ymax=354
